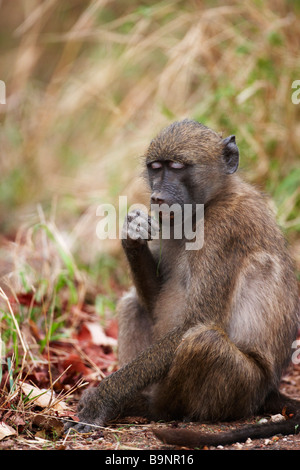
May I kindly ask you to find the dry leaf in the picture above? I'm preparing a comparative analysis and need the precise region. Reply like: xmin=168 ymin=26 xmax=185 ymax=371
xmin=85 ymin=322 xmax=117 ymax=347
xmin=105 ymin=319 xmax=118 ymax=340
xmin=20 ymin=382 xmax=69 ymax=413
xmin=0 ymin=422 xmax=16 ymax=441
xmin=32 ymin=414 xmax=64 ymax=438
xmin=62 ymin=353 xmax=90 ymax=376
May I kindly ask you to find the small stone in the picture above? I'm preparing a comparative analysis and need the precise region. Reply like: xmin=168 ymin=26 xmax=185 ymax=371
xmin=245 ymin=438 xmax=252 ymax=445
xmin=234 ymin=442 xmax=243 ymax=449
xmin=270 ymin=414 xmax=285 ymax=423
xmin=258 ymin=418 xmax=268 ymax=424
xmin=264 ymin=439 xmax=271 ymax=445
xmin=217 ymin=445 xmax=224 ymax=449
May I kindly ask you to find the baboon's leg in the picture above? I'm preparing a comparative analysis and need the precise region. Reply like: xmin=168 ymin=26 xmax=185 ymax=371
xmin=151 ymin=325 xmax=269 ymax=422
xmin=116 ymin=289 xmax=155 ymax=418
xmin=117 ymin=288 xmax=154 ymax=367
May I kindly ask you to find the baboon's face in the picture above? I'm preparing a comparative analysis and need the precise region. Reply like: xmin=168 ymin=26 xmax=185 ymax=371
xmin=145 ymin=120 xmax=239 ymax=216
xmin=147 ymin=159 xmax=193 ymax=211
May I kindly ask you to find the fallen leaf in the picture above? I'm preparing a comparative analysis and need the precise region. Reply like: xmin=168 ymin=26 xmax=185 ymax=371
xmin=76 ymin=323 xmax=92 ymax=342
xmin=0 ymin=422 xmax=16 ymax=440
xmin=62 ymin=354 xmax=90 ymax=376
xmin=16 ymin=292 xmax=40 ymax=307
xmin=20 ymin=382 xmax=69 ymax=413
xmin=81 ymin=322 xmax=117 ymax=347
xmin=35 ymin=429 xmax=47 ymax=439
xmin=10 ymin=415 xmax=26 ymax=427
xmin=105 ymin=319 xmax=118 ymax=339
xmin=32 ymin=414 xmax=64 ymax=438
xmin=83 ymin=344 xmax=117 ymax=373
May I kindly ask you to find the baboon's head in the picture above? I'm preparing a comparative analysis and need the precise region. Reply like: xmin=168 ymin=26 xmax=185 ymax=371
xmin=144 ymin=119 xmax=239 ymax=212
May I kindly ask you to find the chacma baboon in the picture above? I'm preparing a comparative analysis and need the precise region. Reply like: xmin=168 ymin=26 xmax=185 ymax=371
xmin=65 ymin=120 xmax=299 ymax=446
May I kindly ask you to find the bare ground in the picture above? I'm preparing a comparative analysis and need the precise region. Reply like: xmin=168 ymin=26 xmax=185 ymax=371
xmin=1 ymin=363 xmax=299 ymax=451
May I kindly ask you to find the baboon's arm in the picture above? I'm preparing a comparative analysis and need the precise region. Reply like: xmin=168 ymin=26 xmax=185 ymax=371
xmin=65 ymin=324 xmax=185 ymax=433
xmin=122 ymin=210 xmax=161 ymax=311
xmin=122 ymin=241 xmax=161 ymax=309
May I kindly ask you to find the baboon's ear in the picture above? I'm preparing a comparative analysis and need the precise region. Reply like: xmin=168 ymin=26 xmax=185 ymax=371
xmin=222 ymin=135 xmax=239 ymax=174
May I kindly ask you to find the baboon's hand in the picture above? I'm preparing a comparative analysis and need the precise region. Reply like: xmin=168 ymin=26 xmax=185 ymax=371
xmin=122 ymin=209 xmax=160 ymax=245
xmin=64 ymin=385 xmax=114 ymax=434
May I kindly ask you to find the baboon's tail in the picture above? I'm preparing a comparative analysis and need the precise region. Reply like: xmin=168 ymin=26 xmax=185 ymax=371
xmin=153 ymin=392 xmax=300 ymax=447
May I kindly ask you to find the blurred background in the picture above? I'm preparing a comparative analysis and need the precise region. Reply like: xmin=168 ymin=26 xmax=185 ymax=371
xmin=0 ymin=0 xmax=299 ymax=302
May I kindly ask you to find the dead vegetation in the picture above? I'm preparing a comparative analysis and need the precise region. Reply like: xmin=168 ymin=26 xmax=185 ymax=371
xmin=0 ymin=0 xmax=299 ymax=450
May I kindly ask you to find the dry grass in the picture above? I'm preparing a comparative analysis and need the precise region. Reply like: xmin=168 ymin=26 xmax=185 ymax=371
xmin=0 ymin=2 xmax=299 ymax=258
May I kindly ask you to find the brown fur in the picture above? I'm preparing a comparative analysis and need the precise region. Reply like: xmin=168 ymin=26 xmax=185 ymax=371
xmin=65 ymin=120 xmax=299 ymax=443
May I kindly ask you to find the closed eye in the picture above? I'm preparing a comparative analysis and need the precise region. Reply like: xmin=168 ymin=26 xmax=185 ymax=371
xmin=169 ymin=161 xmax=185 ymax=169
xmin=149 ymin=161 xmax=163 ymax=170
